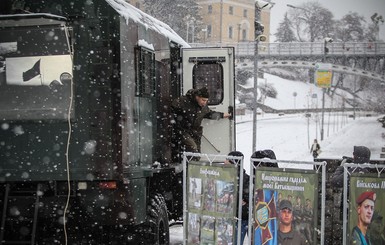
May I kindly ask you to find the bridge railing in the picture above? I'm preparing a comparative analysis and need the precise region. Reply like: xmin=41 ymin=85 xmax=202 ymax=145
xmin=190 ymin=42 xmax=385 ymax=56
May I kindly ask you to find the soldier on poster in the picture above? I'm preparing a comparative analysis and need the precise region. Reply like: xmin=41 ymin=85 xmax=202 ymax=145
xmin=203 ymin=178 xmax=216 ymax=212
xmin=188 ymin=213 xmax=201 ymax=244
xmin=189 ymin=177 xmax=202 ymax=209
xmin=254 ymin=168 xmax=319 ymax=245
xmin=351 ymin=191 xmax=376 ymax=245
xmin=303 ymin=198 xmax=314 ymax=244
xmin=201 ymin=215 xmax=215 ymax=244
xmin=278 ymin=200 xmax=309 ymax=245
xmin=217 ymin=218 xmax=234 ymax=245
xmin=216 ymin=181 xmax=235 ymax=213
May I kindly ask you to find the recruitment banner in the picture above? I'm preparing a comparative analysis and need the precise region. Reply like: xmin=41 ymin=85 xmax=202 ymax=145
xmin=186 ymin=162 xmax=238 ymax=245
xmin=348 ymin=173 xmax=385 ymax=245
xmin=254 ymin=168 xmax=319 ymax=245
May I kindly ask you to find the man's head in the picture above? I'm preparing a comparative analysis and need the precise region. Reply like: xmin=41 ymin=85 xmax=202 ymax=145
xmin=279 ymin=200 xmax=293 ymax=226
xmin=195 ymin=87 xmax=210 ymax=107
xmin=251 ymin=149 xmax=277 ymax=167
xmin=226 ymin=151 xmax=244 ymax=165
xmin=356 ymin=191 xmax=376 ymax=226
xmin=353 ymin=146 xmax=371 ymax=163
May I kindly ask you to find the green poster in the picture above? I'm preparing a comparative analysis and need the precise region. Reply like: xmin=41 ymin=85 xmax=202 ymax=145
xmin=348 ymin=174 xmax=385 ymax=245
xmin=254 ymin=168 xmax=319 ymax=245
xmin=186 ymin=163 xmax=238 ymax=245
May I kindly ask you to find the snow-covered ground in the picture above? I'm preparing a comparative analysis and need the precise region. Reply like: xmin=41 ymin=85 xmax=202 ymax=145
xmin=169 ymin=73 xmax=385 ymax=244
xmin=170 ymin=113 xmax=385 ymax=244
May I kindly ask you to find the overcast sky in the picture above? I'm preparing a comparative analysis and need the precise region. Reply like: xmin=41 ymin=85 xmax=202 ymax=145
xmin=269 ymin=0 xmax=385 ymax=42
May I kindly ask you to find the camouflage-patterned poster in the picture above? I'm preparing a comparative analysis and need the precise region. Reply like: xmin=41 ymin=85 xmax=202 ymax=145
xmin=254 ymin=168 xmax=319 ymax=245
xmin=348 ymin=173 xmax=385 ymax=245
xmin=186 ymin=163 xmax=238 ymax=245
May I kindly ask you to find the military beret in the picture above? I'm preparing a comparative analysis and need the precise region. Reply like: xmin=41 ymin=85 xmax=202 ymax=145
xmin=356 ymin=191 xmax=376 ymax=205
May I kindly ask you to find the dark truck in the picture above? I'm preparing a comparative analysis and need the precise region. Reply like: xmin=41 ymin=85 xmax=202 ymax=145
xmin=0 ymin=1 xmax=236 ymax=244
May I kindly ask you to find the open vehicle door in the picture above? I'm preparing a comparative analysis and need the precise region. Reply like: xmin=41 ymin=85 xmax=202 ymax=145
xmin=182 ymin=47 xmax=235 ymax=155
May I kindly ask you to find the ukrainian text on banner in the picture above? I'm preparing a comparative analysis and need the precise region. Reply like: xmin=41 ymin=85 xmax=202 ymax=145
xmin=187 ymin=163 xmax=238 ymax=245
xmin=254 ymin=168 xmax=319 ymax=245
xmin=348 ymin=173 xmax=385 ymax=245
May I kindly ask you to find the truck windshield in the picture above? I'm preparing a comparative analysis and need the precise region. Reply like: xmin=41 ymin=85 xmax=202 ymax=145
xmin=0 ymin=23 xmax=73 ymax=120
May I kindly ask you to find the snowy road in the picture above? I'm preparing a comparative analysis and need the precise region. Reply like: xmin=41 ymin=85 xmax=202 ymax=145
xmin=236 ymin=112 xmax=385 ymax=166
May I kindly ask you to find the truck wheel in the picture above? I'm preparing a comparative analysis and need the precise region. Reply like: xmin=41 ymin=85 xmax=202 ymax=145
xmin=147 ymin=194 xmax=170 ymax=245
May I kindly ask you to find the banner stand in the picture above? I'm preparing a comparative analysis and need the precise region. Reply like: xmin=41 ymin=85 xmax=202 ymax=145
xmin=342 ymin=163 xmax=385 ymax=245
xmin=250 ymin=158 xmax=327 ymax=245
xmin=182 ymin=152 xmax=244 ymax=245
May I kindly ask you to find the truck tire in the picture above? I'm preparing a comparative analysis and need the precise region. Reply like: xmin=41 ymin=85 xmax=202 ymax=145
xmin=146 ymin=194 xmax=170 ymax=245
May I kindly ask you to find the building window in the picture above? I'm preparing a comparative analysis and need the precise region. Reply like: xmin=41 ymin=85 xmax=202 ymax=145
xmin=242 ymin=29 xmax=247 ymax=41
xmin=243 ymin=9 xmax=247 ymax=17
xmin=208 ymin=5 xmax=212 ymax=14
xmin=228 ymin=26 xmax=233 ymax=39
xmin=229 ymin=6 xmax=233 ymax=15
xmin=207 ymin=25 xmax=212 ymax=38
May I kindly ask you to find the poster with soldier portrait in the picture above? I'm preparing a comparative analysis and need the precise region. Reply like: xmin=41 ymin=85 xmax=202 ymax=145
xmin=186 ymin=162 xmax=238 ymax=245
xmin=254 ymin=167 xmax=319 ymax=245
xmin=348 ymin=173 xmax=385 ymax=245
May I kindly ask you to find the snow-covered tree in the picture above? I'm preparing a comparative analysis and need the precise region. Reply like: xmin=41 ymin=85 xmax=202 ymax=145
xmin=275 ymin=12 xmax=297 ymax=42
xmin=287 ymin=2 xmax=334 ymax=42
xmin=334 ymin=12 xmax=365 ymax=42
xmin=142 ymin=0 xmax=203 ymax=42
xmin=236 ymin=69 xmax=253 ymax=86
xmin=365 ymin=23 xmax=380 ymax=42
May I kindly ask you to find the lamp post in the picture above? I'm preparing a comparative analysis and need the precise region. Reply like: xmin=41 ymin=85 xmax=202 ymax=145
xmin=252 ymin=0 xmax=271 ymax=153
xmin=202 ymin=28 xmax=207 ymax=43
xmin=321 ymin=37 xmax=333 ymax=141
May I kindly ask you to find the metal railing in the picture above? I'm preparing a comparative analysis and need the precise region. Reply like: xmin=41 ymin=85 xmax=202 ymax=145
xmin=190 ymin=42 xmax=385 ymax=57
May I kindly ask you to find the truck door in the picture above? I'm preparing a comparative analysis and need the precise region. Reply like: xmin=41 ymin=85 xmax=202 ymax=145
xmin=182 ymin=47 xmax=235 ymax=155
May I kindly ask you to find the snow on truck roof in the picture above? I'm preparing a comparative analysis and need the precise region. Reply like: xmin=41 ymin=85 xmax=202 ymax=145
xmin=0 ymin=1 xmax=189 ymax=48
xmin=105 ymin=0 xmax=190 ymax=48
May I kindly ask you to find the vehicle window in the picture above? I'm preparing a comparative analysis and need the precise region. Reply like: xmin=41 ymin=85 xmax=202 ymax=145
xmin=135 ymin=47 xmax=155 ymax=97
xmin=192 ymin=63 xmax=224 ymax=105
xmin=0 ymin=25 xmax=73 ymax=120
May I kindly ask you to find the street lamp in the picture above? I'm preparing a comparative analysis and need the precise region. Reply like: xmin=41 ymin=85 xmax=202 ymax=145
xmin=371 ymin=13 xmax=384 ymax=41
xmin=286 ymin=4 xmax=307 ymax=12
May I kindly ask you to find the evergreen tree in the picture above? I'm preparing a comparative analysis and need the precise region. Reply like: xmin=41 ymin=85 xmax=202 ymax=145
xmin=275 ymin=13 xmax=297 ymax=42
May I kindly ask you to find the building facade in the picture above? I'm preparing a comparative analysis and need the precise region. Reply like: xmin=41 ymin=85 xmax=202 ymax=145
xmin=126 ymin=0 xmax=272 ymax=44
xmin=197 ymin=0 xmax=271 ymax=44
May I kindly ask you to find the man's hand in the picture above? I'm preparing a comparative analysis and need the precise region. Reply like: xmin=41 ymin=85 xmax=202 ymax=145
xmin=223 ymin=113 xmax=231 ymax=118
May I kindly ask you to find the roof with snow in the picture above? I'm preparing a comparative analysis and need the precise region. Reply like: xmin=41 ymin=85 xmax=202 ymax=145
xmin=105 ymin=0 xmax=190 ymax=48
